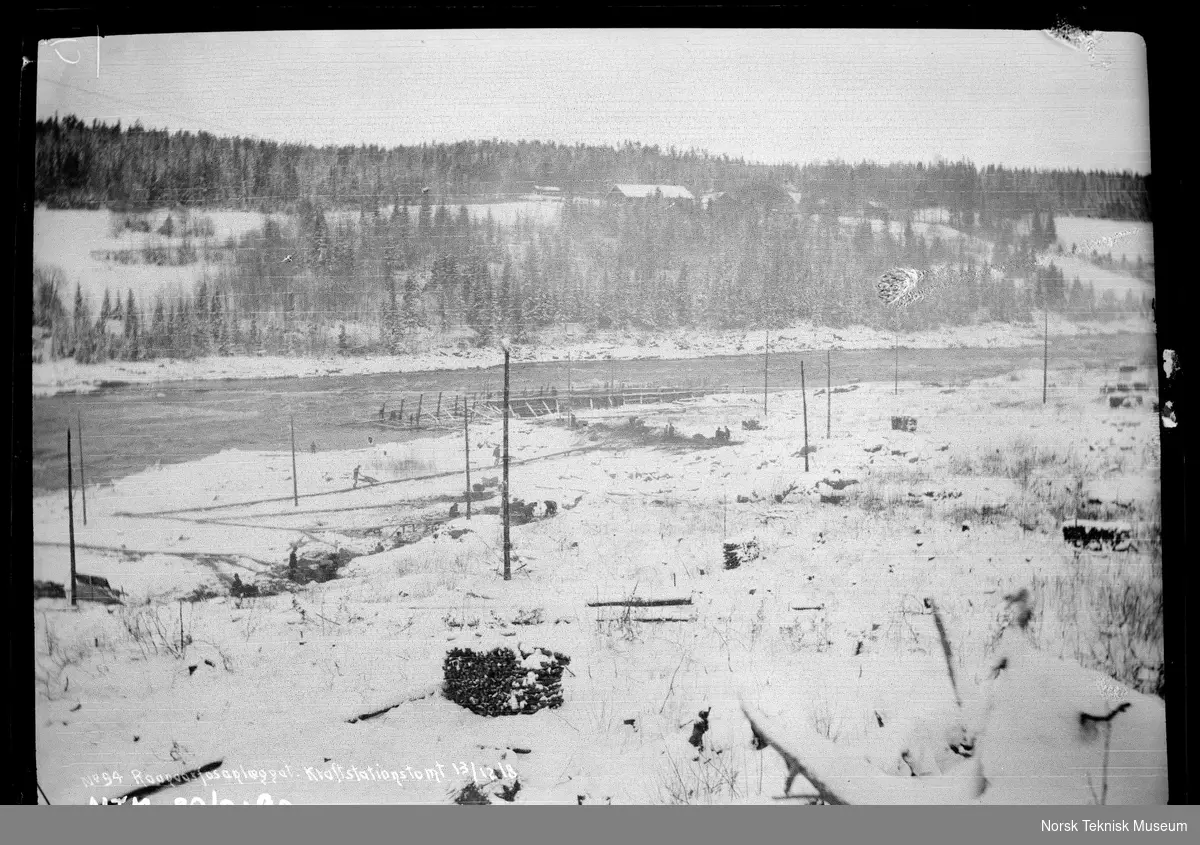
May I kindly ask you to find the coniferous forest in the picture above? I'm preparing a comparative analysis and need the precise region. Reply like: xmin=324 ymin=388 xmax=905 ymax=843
xmin=31 ymin=117 xmax=1154 ymax=363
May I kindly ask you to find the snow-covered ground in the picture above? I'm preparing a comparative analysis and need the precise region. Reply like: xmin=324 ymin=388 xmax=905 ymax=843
xmin=31 ymin=313 xmax=1154 ymax=398
xmin=34 ymin=208 xmax=268 ymax=310
xmin=34 ymin=362 xmax=1164 ymax=804
xmin=1052 ymin=216 xmax=1154 ymax=264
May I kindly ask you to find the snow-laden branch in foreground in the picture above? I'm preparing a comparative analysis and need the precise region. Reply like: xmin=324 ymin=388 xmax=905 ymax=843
xmin=741 ymin=590 xmax=1167 ymax=805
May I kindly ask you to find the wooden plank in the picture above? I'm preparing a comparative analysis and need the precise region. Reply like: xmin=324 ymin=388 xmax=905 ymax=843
xmin=587 ymin=597 xmax=693 ymax=608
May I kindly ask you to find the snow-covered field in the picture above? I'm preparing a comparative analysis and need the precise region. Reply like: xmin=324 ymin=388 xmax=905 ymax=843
xmin=34 ymin=362 xmax=1165 ymax=804
xmin=1052 ymin=216 xmax=1154 ymax=264
xmin=34 ymin=208 xmax=267 ymax=309
xmin=34 ymin=202 xmax=566 ymax=316
xmin=30 ymin=313 xmax=1154 ymax=398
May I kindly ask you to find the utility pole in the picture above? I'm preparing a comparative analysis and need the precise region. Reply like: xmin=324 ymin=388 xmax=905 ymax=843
xmin=801 ymin=362 xmax=810 ymax=472
xmin=290 ymin=416 xmax=298 ymax=507
xmin=894 ymin=329 xmax=899 ymax=395
xmin=826 ymin=348 xmax=831 ymax=439
xmin=67 ymin=430 xmax=77 ymax=607
xmin=77 ymin=411 xmax=87 ymax=525
xmin=464 ymin=397 xmax=472 ymax=520
xmin=763 ymin=330 xmax=769 ymax=417
xmin=502 ymin=348 xmax=511 ymax=580
xmin=1043 ymin=308 xmax=1049 ymax=404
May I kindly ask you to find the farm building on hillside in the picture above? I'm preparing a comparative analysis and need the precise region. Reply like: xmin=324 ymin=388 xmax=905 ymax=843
xmin=606 ymin=184 xmax=695 ymax=203
xmin=533 ymin=185 xmax=563 ymax=197
xmin=863 ymin=199 xmax=890 ymax=220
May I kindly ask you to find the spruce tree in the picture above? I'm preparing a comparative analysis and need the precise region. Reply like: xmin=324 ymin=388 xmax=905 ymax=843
xmin=124 ymin=289 xmax=138 ymax=338
xmin=210 ymin=287 xmax=224 ymax=352
xmin=194 ymin=280 xmax=210 ymax=353
xmin=98 ymin=288 xmax=112 ymax=326
xmin=151 ymin=297 xmax=165 ymax=357
xmin=73 ymin=283 xmax=88 ymax=333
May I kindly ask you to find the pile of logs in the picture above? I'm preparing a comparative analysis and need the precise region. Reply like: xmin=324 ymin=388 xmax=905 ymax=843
xmin=1061 ymin=519 xmax=1135 ymax=551
xmin=443 ymin=645 xmax=571 ymax=717
xmin=891 ymin=416 xmax=918 ymax=433
xmin=74 ymin=573 xmax=123 ymax=604
xmin=34 ymin=580 xmax=66 ymax=599
xmin=724 ymin=539 xmax=760 ymax=570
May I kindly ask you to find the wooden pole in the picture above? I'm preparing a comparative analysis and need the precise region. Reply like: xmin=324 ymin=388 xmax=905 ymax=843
xmin=398 ymin=398 xmax=405 ymax=425
xmin=763 ymin=330 xmax=769 ymax=417
xmin=464 ymin=396 xmax=472 ymax=520
xmin=415 ymin=393 xmax=424 ymax=427
xmin=1043 ymin=308 xmax=1049 ymax=404
xmin=179 ymin=600 xmax=185 ymax=654
xmin=436 ymin=391 xmax=442 ymax=419
xmin=826 ymin=348 xmax=831 ymax=439
xmin=290 ymin=416 xmax=299 ymax=507
xmin=801 ymin=362 xmax=810 ymax=473
xmin=77 ymin=411 xmax=87 ymax=525
xmin=67 ymin=429 xmax=77 ymax=607
xmin=894 ymin=330 xmax=899 ymax=395
xmin=502 ymin=349 xmax=511 ymax=580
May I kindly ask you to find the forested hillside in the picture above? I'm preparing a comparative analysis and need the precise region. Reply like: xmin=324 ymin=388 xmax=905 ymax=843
xmin=36 ymin=116 xmax=1150 ymax=219
xmin=32 ymin=117 xmax=1153 ymax=364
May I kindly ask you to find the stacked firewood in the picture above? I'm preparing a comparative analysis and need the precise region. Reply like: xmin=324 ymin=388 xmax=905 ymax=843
xmin=443 ymin=646 xmax=571 ymax=717
xmin=723 ymin=539 xmax=759 ymax=570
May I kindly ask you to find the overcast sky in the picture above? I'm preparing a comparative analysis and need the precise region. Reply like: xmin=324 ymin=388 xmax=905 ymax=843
xmin=35 ymin=29 xmax=1151 ymax=173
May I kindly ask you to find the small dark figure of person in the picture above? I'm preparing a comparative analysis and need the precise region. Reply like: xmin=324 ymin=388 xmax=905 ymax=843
xmin=723 ymin=426 xmax=732 ymax=441
xmin=379 ymin=405 xmax=386 ymax=420
xmin=310 ymin=442 xmax=317 ymax=454
xmin=289 ymin=549 xmax=298 ymax=576
xmin=450 ymin=502 xmax=460 ymax=518
xmin=544 ymin=500 xmax=558 ymax=517
xmin=493 ymin=446 xmax=502 ymax=467
xmin=353 ymin=466 xmax=361 ymax=489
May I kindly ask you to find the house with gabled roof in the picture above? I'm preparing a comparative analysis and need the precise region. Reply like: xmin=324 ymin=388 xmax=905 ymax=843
xmin=606 ymin=184 xmax=695 ymax=203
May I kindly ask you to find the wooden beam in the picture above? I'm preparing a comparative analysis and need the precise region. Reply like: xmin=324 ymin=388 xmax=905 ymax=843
xmin=587 ymin=597 xmax=693 ymax=608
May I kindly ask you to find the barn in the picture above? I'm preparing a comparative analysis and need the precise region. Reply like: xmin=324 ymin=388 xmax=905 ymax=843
xmin=606 ymin=184 xmax=695 ymax=203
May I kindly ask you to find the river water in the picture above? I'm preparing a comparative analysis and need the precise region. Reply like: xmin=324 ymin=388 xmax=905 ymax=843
xmin=31 ymin=333 xmax=1156 ymax=493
